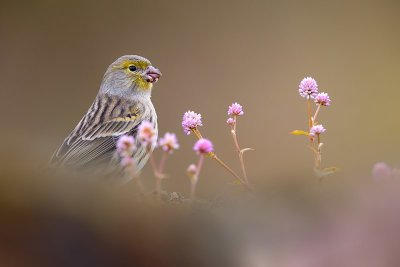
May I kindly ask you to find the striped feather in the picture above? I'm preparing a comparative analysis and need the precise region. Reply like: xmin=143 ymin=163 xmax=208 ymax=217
xmin=50 ymin=93 xmax=157 ymax=174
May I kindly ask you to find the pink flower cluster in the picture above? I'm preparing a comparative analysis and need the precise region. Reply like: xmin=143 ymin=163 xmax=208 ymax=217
xmin=117 ymin=120 xmax=180 ymax=195
xmin=372 ymin=162 xmax=400 ymax=181
xmin=116 ymin=135 xmax=137 ymax=166
xmin=227 ymin=118 xmax=235 ymax=126
xmin=228 ymin=102 xmax=244 ymax=116
xmin=182 ymin=111 xmax=203 ymax=135
xmin=299 ymin=77 xmax=318 ymax=99
xmin=158 ymin=132 xmax=179 ymax=154
xmin=120 ymin=156 xmax=134 ymax=167
xmin=116 ymin=135 xmax=136 ymax=156
xmin=226 ymin=102 xmax=244 ymax=126
xmin=187 ymin=164 xmax=197 ymax=176
xmin=138 ymin=121 xmax=157 ymax=146
xmin=294 ymin=77 xmax=335 ymax=174
xmin=193 ymin=138 xmax=214 ymax=155
xmin=315 ymin=92 xmax=331 ymax=106
xmin=183 ymin=103 xmax=250 ymax=194
xmin=310 ymin=124 xmax=326 ymax=135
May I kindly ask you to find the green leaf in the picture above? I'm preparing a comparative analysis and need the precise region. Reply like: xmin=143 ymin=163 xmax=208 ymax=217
xmin=290 ymin=130 xmax=309 ymax=136
xmin=323 ymin=167 xmax=339 ymax=173
xmin=240 ymin=148 xmax=254 ymax=154
xmin=318 ymin=143 xmax=324 ymax=150
xmin=314 ymin=166 xmax=339 ymax=178
xmin=309 ymin=146 xmax=318 ymax=154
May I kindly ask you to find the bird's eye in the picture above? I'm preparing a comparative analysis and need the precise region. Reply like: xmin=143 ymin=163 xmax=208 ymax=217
xmin=128 ymin=65 xmax=137 ymax=72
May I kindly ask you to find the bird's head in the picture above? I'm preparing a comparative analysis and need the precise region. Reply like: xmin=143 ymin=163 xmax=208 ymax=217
xmin=100 ymin=55 xmax=162 ymax=96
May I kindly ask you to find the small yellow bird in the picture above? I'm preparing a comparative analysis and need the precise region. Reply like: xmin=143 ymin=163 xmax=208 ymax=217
xmin=51 ymin=55 xmax=161 ymax=176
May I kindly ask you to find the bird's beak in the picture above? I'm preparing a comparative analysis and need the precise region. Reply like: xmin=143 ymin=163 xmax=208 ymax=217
xmin=143 ymin=66 xmax=162 ymax=83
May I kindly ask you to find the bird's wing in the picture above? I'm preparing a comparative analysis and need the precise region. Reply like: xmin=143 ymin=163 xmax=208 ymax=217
xmin=50 ymin=95 xmax=145 ymax=168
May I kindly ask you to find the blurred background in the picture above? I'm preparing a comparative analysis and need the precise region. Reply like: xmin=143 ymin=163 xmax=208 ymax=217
xmin=1 ymin=0 xmax=400 ymax=266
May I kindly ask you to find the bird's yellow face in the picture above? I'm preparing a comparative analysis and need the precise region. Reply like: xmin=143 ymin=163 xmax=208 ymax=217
xmin=111 ymin=59 xmax=162 ymax=91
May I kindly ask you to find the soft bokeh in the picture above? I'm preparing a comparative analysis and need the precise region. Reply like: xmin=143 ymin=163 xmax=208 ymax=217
xmin=1 ymin=0 xmax=400 ymax=265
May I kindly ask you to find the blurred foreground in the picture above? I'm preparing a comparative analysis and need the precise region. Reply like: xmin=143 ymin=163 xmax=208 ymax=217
xmin=1 ymin=163 xmax=400 ymax=267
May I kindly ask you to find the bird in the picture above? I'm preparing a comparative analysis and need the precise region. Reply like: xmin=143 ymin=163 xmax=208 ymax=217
xmin=50 ymin=55 xmax=161 ymax=178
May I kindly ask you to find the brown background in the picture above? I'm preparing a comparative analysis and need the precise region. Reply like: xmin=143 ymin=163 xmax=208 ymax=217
xmin=1 ymin=0 xmax=400 ymax=196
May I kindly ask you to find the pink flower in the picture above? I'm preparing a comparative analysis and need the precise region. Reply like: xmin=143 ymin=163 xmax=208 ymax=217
xmin=158 ymin=132 xmax=179 ymax=154
xmin=137 ymin=121 xmax=157 ymax=146
xmin=299 ymin=77 xmax=318 ymax=99
xmin=187 ymin=164 xmax=197 ymax=176
xmin=315 ymin=92 xmax=331 ymax=106
xmin=182 ymin=111 xmax=203 ymax=135
xmin=310 ymin=124 xmax=326 ymax=135
xmin=116 ymin=135 xmax=136 ymax=157
xmin=372 ymin=162 xmax=393 ymax=181
xmin=120 ymin=156 xmax=134 ymax=167
xmin=228 ymin=102 xmax=244 ymax=116
xmin=227 ymin=118 xmax=235 ymax=126
xmin=193 ymin=138 xmax=214 ymax=155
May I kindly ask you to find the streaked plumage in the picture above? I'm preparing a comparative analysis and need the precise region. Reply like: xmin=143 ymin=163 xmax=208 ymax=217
xmin=50 ymin=55 xmax=161 ymax=177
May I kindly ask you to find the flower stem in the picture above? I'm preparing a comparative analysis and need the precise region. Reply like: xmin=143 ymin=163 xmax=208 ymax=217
xmin=230 ymin=117 xmax=249 ymax=184
xmin=128 ymin=163 xmax=147 ymax=196
xmin=147 ymin=146 xmax=162 ymax=199
xmin=307 ymin=99 xmax=313 ymax=130
xmin=210 ymin=152 xmax=247 ymax=185
xmin=196 ymin=154 xmax=204 ymax=178
xmin=232 ymin=116 xmax=240 ymax=153
xmin=239 ymin=153 xmax=249 ymax=183
xmin=317 ymin=134 xmax=321 ymax=168
xmin=310 ymin=137 xmax=318 ymax=167
xmin=191 ymin=154 xmax=204 ymax=201
xmin=190 ymin=179 xmax=197 ymax=201
xmin=313 ymin=104 xmax=321 ymax=124
xmin=232 ymin=135 xmax=240 ymax=153
xmin=308 ymin=100 xmax=318 ymax=167
xmin=192 ymin=128 xmax=247 ymax=186
xmin=158 ymin=150 xmax=167 ymax=174
xmin=233 ymin=115 xmax=237 ymax=132
xmin=192 ymin=128 xmax=203 ymax=139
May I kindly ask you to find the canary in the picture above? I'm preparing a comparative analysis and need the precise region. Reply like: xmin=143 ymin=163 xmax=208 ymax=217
xmin=50 ymin=55 xmax=161 ymax=176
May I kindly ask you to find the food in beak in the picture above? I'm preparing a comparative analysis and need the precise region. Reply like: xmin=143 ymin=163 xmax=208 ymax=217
xmin=144 ymin=66 xmax=162 ymax=83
